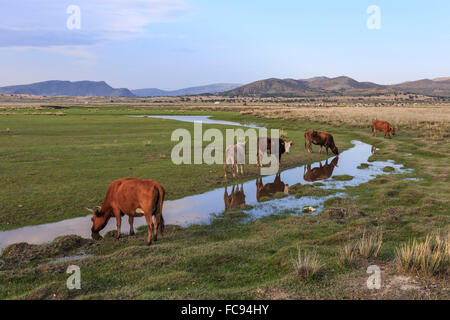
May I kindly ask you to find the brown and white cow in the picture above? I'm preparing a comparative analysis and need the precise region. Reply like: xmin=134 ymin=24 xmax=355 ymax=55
xmin=256 ymin=137 xmax=294 ymax=167
xmin=303 ymin=156 xmax=339 ymax=182
xmin=88 ymin=178 xmax=165 ymax=246
xmin=372 ymin=120 xmax=396 ymax=138
xmin=304 ymin=130 xmax=339 ymax=155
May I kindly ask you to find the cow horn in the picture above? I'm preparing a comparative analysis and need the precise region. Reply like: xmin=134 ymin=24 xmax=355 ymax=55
xmin=86 ymin=208 xmax=95 ymax=214
xmin=96 ymin=206 xmax=101 ymax=210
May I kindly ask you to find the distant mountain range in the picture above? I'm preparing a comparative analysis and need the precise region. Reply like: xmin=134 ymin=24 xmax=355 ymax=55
xmin=1 ymin=77 xmax=449 ymax=98
xmin=131 ymin=83 xmax=241 ymax=97
xmin=222 ymin=76 xmax=450 ymax=97
xmin=0 ymin=81 xmax=135 ymax=97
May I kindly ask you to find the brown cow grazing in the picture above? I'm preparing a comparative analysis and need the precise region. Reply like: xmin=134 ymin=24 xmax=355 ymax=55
xmin=87 ymin=178 xmax=165 ymax=246
xmin=303 ymin=156 xmax=339 ymax=182
xmin=372 ymin=120 xmax=396 ymax=138
xmin=256 ymin=137 xmax=294 ymax=167
xmin=304 ymin=130 xmax=339 ymax=155
xmin=224 ymin=184 xmax=246 ymax=210
xmin=256 ymin=174 xmax=289 ymax=201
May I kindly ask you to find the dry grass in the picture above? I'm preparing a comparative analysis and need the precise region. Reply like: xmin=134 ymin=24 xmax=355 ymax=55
xmin=338 ymin=242 xmax=358 ymax=267
xmin=395 ymin=231 xmax=449 ymax=277
xmin=357 ymin=229 xmax=383 ymax=259
xmin=339 ymin=229 xmax=383 ymax=266
xmin=292 ymin=247 xmax=324 ymax=280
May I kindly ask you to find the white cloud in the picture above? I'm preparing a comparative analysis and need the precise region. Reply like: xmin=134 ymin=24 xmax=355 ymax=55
xmin=0 ymin=0 xmax=190 ymax=47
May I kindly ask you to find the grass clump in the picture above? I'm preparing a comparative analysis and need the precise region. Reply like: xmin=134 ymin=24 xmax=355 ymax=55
xmin=338 ymin=229 xmax=383 ymax=267
xmin=357 ymin=163 xmax=370 ymax=169
xmin=292 ymin=247 xmax=324 ymax=280
xmin=357 ymin=229 xmax=383 ymax=259
xmin=274 ymin=192 xmax=288 ymax=199
xmin=338 ymin=243 xmax=358 ymax=267
xmin=332 ymin=175 xmax=354 ymax=181
xmin=383 ymin=166 xmax=396 ymax=173
xmin=395 ymin=231 xmax=449 ymax=277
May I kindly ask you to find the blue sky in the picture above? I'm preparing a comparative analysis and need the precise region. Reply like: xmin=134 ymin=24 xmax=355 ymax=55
xmin=0 ymin=0 xmax=449 ymax=89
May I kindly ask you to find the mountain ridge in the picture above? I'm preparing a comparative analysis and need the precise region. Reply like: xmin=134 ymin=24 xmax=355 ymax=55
xmin=222 ymin=76 xmax=450 ymax=97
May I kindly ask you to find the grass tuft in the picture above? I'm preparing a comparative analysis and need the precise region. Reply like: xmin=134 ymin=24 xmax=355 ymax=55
xmin=292 ymin=247 xmax=324 ymax=280
xmin=395 ymin=231 xmax=449 ymax=277
xmin=357 ymin=229 xmax=383 ymax=259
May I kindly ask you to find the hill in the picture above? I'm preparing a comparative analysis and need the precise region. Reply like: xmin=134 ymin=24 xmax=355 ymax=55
xmin=223 ymin=76 xmax=450 ymax=97
xmin=132 ymin=83 xmax=241 ymax=97
xmin=0 ymin=81 xmax=135 ymax=97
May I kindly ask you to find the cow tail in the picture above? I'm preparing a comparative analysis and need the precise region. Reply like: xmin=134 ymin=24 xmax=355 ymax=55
xmin=157 ymin=186 xmax=165 ymax=239
xmin=304 ymin=132 xmax=307 ymax=150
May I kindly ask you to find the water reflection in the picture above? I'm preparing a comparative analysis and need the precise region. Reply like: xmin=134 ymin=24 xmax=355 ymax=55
xmin=303 ymin=157 xmax=339 ymax=182
xmin=256 ymin=174 xmax=289 ymax=201
xmin=224 ymin=184 xmax=246 ymax=210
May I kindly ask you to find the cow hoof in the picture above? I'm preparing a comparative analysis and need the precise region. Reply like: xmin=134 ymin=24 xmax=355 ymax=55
xmin=146 ymin=241 xmax=152 ymax=246
xmin=130 ymin=232 xmax=135 ymax=236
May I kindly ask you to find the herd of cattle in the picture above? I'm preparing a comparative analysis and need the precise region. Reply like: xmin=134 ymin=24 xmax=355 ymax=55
xmin=88 ymin=120 xmax=396 ymax=245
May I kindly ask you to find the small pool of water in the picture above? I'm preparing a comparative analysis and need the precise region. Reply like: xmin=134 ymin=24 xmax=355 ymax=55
xmin=129 ymin=115 xmax=263 ymax=129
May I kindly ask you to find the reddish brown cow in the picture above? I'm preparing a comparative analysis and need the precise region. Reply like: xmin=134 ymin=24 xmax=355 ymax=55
xmin=256 ymin=174 xmax=289 ymax=201
xmin=224 ymin=184 xmax=246 ymax=210
xmin=304 ymin=130 xmax=339 ymax=155
xmin=372 ymin=120 xmax=396 ymax=138
xmin=303 ymin=157 xmax=339 ymax=182
xmin=88 ymin=178 xmax=165 ymax=246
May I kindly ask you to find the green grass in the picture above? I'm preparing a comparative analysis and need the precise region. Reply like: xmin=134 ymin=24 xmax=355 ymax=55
xmin=0 ymin=105 xmax=449 ymax=299
xmin=332 ymin=175 xmax=354 ymax=181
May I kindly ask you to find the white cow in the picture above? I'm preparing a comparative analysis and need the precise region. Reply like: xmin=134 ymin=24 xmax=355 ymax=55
xmin=224 ymin=141 xmax=247 ymax=178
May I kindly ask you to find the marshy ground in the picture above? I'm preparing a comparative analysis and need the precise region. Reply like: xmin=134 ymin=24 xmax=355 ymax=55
xmin=0 ymin=103 xmax=448 ymax=299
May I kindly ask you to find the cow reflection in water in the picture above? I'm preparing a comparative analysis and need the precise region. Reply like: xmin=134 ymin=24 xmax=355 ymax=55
xmin=224 ymin=184 xmax=246 ymax=210
xmin=303 ymin=156 xmax=339 ymax=182
xmin=256 ymin=174 xmax=289 ymax=202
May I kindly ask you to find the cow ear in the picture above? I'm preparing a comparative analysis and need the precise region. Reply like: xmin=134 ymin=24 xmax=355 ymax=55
xmin=290 ymin=141 xmax=294 ymax=145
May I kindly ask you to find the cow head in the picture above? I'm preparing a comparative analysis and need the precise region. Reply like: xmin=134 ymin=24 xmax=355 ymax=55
xmin=390 ymin=126 xmax=396 ymax=135
xmin=87 ymin=207 xmax=110 ymax=239
xmin=332 ymin=145 xmax=339 ymax=156
xmin=284 ymin=141 xmax=294 ymax=153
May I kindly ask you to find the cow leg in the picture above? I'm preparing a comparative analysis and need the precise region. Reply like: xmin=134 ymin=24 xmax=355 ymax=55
xmin=224 ymin=163 xmax=227 ymax=178
xmin=152 ymin=215 xmax=158 ymax=242
xmin=240 ymin=164 xmax=244 ymax=175
xmin=307 ymin=141 xmax=312 ymax=153
xmin=319 ymin=146 xmax=323 ymax=154
xmin=372 ymin=128 xmax=376 ymax=136
xmin=114 ymin=209 xmax=121 ymax=239
xmin=144 ymin=212 xmax=154 ymax=246
xmin=129 ymin=216 xmax=135 ymax=236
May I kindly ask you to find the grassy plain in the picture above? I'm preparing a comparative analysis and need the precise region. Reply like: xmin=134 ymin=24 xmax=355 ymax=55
xmin=0 ymin=103 xmax=449 ymax=299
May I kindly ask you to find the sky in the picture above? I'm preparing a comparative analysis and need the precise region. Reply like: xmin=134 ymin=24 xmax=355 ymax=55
xmin=0 ymin=0 xmax=449 ymax=89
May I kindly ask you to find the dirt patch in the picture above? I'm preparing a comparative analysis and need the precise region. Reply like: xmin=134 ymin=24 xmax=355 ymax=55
xmin=321 ymin=207 xmax=366 ymax=220
xmin=1 ymin=235 xmax=95 ymax=264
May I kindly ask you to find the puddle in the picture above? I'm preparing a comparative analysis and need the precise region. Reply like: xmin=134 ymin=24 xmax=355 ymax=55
xmin=128 ymin=115 xmax=263 ymax=129
xmin=402 ymin=178 xmax=424 ymax=182
xmin=0 ymin=116 xmax=412 ymax=251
